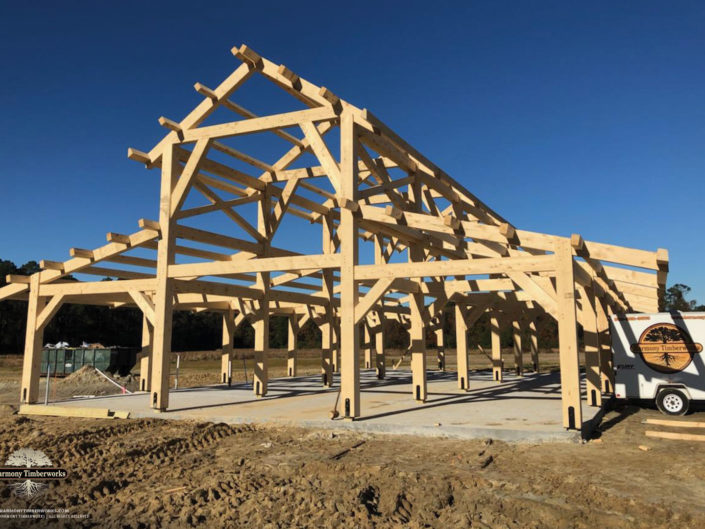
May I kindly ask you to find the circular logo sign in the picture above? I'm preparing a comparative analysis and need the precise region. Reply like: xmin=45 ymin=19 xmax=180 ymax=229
xmin=630 ymin=323 xmax=703 ymax=374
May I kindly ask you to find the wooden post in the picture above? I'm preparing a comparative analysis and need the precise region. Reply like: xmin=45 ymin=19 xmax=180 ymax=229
xmin=150 ymin=142 xmax=177 ymax=411
xmin=332 ymin=317 xmax=340 ymax=374
xmin=363 ymin=323 xmax=373 ymax=369
xmin=555 ymin=238 xmax=582 ymax=430
xmin=512 ymin=319 xmax=523 ymax=376
xmin=374 ymin=314 xmax=385 ymax=379
xmin=490 ymin=314 xmax=503 ymax=382
xmin=595 ymin=295 xmax=614 ymax=394
xmin=221 ymin=309 xmax=235 ymax=386
xmin=253 ymin=187 xmax=271 ymax=397
xmin=321 ymin=319 xmax=333 ymax=387
xmin=321 ymin=213 xmax=335 ymax=387
xmin=372 ymin=235 xmax=385 ymax=379
xmin=408 ymin=179 xmax=427 ymax=402
xmin=455 ymin=304 xmax=469 ymax=391
xmin=435 ymin=324 xmax=446 ymax=371
xmin=253 ymin=305 xmax=269 ymax=396
xmin=529 ymin=319 xmax=539 ymax=372
xmin=20 ymin=274 xmax=43 ymax=404
xmin=409 ymin=290 xmax=427 ymax=401
xmin=580 ymin=285 xmax=602 ymax=407
xmin=287 ymin=315 xmax=297 ymax=377
xmin=339 ymin=110 xmax=360 ymax=419
xmin=139 ymin=315 xmax=153 ymax=392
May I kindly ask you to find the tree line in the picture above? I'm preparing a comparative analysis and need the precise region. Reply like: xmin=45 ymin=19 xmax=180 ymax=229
xmin=0 ymin=258 xmax=701 ymax=354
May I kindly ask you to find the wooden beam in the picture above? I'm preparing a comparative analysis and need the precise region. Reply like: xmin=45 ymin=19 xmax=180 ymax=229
xmin=146 ymin=62 xmax=254 ymax=162
xmin=181 ymin=107 xmax=337 ymax=143
xmin=170 ymin=138 xmax=212 ymax=215
xmin=354 ymin=278 xmax=394 ymax=325
xmin=168 ymin=253 xmax=341 ymax=278
xmin=40 ymin=278 xmax=157 ymax=296
xmin=39 ymin=260 xmax=64 ymax=272
xmin=300 ymin=121 xmax=342 ymax=195
xmin=355 ymin=255 xmax=556 ymax=280
xmin=69 ymin=248 xmax=94 ymax=260
xmin=339 ymin=110 xmax=360 ymax=419
xmin=174 ymin=224 xmax=263 ymax=254
xmin=555 ymin=238 xmax=582 ymax=431
xmin=128 ymin=290 xmax=156 ymax=325
xmin=645 ymin=431 xmax=705 ymax=442
xmin=36 ymin=294 xmax=65 ymax=331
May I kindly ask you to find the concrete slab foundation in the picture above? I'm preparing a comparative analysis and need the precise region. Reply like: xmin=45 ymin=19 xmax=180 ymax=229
xmin=44 ymin=370 xmax=602 ymax=443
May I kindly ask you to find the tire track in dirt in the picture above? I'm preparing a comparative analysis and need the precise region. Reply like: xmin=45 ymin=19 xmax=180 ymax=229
xmin=49 ymin=422 xmax=253 ymax=513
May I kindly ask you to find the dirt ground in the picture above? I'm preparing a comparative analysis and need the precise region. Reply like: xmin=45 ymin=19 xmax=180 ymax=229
xmin=0 ymin=352 xmax=704 ymax=528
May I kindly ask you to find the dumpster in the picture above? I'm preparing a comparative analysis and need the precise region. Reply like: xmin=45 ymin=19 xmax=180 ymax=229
xmin=41 ymin=347 xmax=138 ymax=376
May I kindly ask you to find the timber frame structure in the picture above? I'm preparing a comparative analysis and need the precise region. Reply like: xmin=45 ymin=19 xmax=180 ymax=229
xmin=3 ymin=45 xmax=668 ymax=431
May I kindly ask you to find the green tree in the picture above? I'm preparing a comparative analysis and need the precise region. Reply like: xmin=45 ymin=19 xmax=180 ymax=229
xmin=663 ymin=284 xmax=702 ymax=312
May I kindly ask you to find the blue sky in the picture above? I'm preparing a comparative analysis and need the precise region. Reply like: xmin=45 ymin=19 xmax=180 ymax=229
xmin=0 ymin=1 xmax=703 ymax=302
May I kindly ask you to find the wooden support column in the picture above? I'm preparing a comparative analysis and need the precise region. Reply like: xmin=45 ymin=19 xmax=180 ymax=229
xmin=253 ymin=304 xmax=269 ymax=396
xmin=373 ymin=235 xmax=385 ymax=379
xmin=253 ymin=188 xmax=271 ymax=397
xmin=455 ymin=304 xmax=469 ymax=391
xmin=150 ymin=142 xmax=178 ymax=411
xmin=332 ymin=317 xmax=340 ymax=373
xmin=490 ymin=314 xmax=503 ymax=382
xmin=287 ymin=315 xmax=298 ymax=377
xmin=339 ymin=110 xmax=360 ymax=419
xmin=20 ymin=274 xmax=43 ymax=404
xmin=321 ymin=213 xmax=335 ymax=387
xmin=580 ymin=285 xmax=602 ymax=407
xmin=595 ymin=295 xmax=614 ymax=394
xmin=363 ymin=323 xmax=373 ymax=369
xmin=374 ymin=314 xmax=385 ymax=379
xmin=435 ymin=324 xmax=446 ymax=371
xmin=512 ymin=320 xmax=523 ymax=376
xmin=409 ymin=290 xmax=427 ymax=401
xmin=140 ymin=315 xmax=153 ymax=392
xmin=321 ymin=320 xmax=333 ymax=387
xmin=555 ymin=238 xmax=582 ymax=430
xmin=408 ymin=179 xmax=427 ymax=403
xmin=529 ymin=320 xmax=539 ymax=372
xmin=221 ymin=309 xmax=235 ymax=386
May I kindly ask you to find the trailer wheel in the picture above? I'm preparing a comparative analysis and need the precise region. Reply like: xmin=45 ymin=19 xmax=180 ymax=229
xmin=656 ymin=388 xmax=689 ymax=416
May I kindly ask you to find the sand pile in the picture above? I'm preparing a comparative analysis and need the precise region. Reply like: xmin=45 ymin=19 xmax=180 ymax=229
xmin=54 ymin=366 xmax=138 ymax=397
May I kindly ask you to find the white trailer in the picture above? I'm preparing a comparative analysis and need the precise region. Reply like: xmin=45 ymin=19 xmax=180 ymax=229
xmin=611 ymin=312 xmax=705 ymax=415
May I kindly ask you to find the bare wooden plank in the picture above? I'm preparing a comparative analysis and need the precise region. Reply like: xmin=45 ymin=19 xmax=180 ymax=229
xmin=645 ymin=430 xmax=705 ymax=442
xmin=644 ymin=418 xmax=705 ymax=429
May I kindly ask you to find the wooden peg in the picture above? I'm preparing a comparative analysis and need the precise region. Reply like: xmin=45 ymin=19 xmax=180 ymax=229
xmin=338 ymin=198 xmax=359 ymax=212
xmin=443 ymin=215 xmax=460 ymax=230
xmin=385 ymin=206 xmax=403 ymax=220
